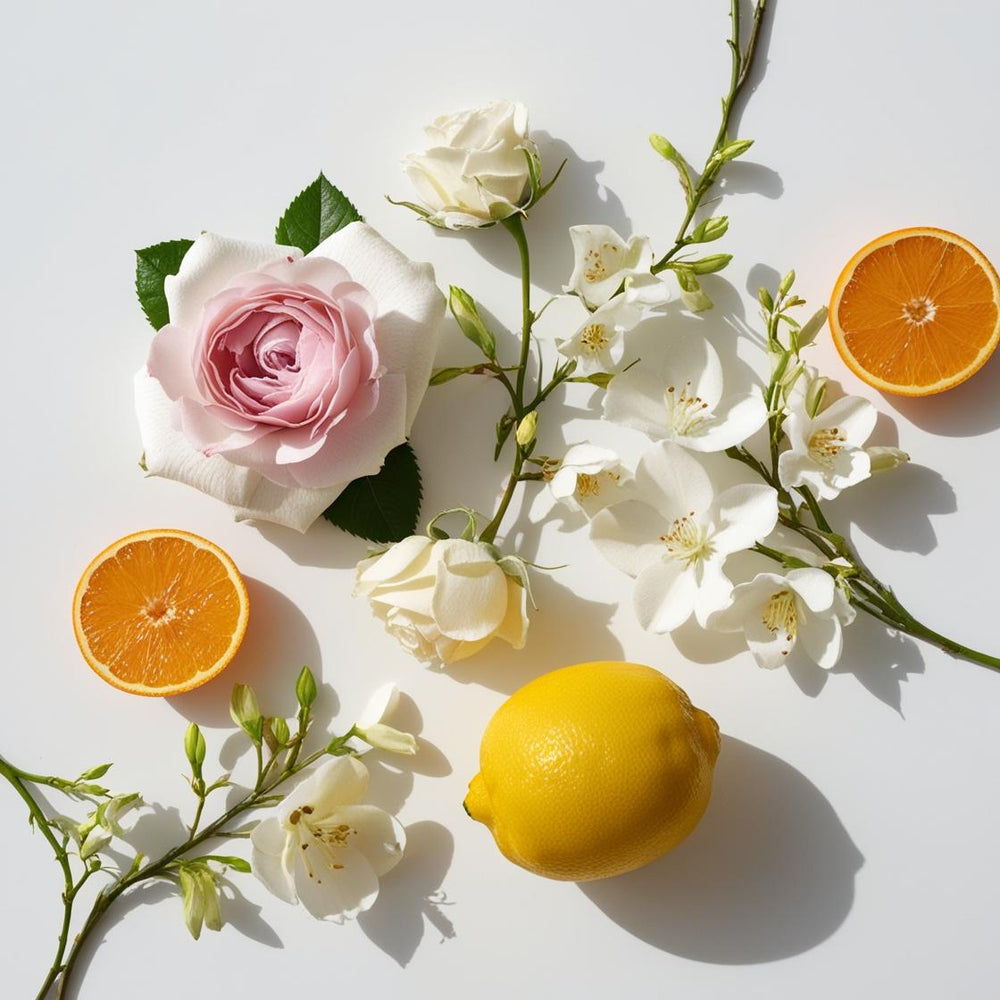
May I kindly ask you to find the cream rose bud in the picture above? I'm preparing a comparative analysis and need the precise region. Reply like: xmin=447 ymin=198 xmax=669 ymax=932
xmin=404 ymin=100 xmax=536 ymax=229
xmin=354 ymin=536 xmax=529 ymax=665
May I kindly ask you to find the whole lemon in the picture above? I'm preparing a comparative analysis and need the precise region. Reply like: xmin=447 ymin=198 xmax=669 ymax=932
xmin=464 ymin=661 xmax=721 ymax=881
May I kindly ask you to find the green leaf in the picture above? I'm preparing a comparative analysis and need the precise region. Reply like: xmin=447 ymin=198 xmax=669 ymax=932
xmin=429 ymin=366 xmax=475 ymax=386
xmin=135 ymin=239 xmax=193 ymax=330
xmin=322 ymin=442 xmax=422 ymax=543
xmin=275 ymin=173 xmax=362 ymax=254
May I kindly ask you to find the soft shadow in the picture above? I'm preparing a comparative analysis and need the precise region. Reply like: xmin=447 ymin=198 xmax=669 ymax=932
xmin=444 ymin=575 xmax=623 ymax=694
xmin=671 ymin=618 xmax=747 ymax=664
xmin=443 ymin=135 xmax=630 ymax=294
xmin=717 ymin=161 xmax=784 ymax=199
xmin=257 ymin=518 xmax=371 ymax=570
xmin=882 ymin=352 xmax=1000 ymax=435
xmin=581 ymin=735 xmax=863 ymax=963
xmin=168 ymin=579 xmax=323 ymax=729
xmin=59 ymin=877 xmax=282 ymax=999
xmin=831 ymin=610 xmax=924 ymax=715
xmin=833 ymin=463 xmax=956 ymax=555
xmin=359 ymin=820 xmax=456 ymax=966
xmin=746 ymin=262 xmax=781 ymax=301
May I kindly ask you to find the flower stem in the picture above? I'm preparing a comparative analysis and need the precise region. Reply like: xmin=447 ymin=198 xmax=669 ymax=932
xmin=37 ymin=743 xmax=335 ymax=998
xmin=0 ymin=754 xmax=79 ymax=1000
xmin=480 ymin=215 xmax=535 ymax=545
xmin=651 ymin=0 xmax=769 ymax=274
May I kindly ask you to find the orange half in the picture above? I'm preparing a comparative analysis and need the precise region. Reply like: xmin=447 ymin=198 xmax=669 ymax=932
xmin=73 ymin=529 xmax=249 ymax=696
xmin=829 ymin=227 xmax=1000 ymax=396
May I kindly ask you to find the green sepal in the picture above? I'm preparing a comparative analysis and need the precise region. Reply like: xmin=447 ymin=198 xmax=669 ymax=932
xmin=495 ymin=413 xmax=515 ymax=461
xmin=322 ymin=442 xmax=422 ymax=544
xmin=275 ymin=173 xmax=362 ymax=254
xmin=135 ymin=239 xmax=194 ymax=330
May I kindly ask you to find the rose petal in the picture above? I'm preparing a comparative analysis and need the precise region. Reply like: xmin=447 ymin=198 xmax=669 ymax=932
xmin=310 ymin=223 xmax=444 ymax=429
xmin=165 ymin=233 xmax=302 ymax=332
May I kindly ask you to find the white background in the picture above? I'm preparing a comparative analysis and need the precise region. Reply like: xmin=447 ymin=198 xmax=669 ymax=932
xmin=3 ymin=1 xmax=999 ymax=997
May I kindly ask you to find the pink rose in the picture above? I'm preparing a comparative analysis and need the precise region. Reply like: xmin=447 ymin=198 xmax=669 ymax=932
xmin=135 ymin=223 xmax=443 ymax=531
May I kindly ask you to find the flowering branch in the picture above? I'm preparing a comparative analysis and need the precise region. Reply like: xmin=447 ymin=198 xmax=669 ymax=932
xmin=731 ymin=277 xmax=1000 ymax=672
xmin=1 ymin=670 xmax=417 ymax=999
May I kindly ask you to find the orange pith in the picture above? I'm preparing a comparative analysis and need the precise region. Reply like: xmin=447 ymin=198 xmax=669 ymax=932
xmin=72 ymin=529 xmax=249 ymax=697
xmin=829 ymin=227 xmax=1000 ymax=396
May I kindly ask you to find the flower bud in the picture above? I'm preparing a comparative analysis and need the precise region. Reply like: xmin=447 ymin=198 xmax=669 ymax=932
xmin=295 ymin=666 xmax=317 ymax=710
xmin=230 ymin=685 xmax=264 ymax=744
xmin=795 ymin=306 xmax=828 ymax=349
xmin=716 ymin=137 xmax=754 ymax=162
xmin=804 ymin=375 xmax=828 ymax=418
xmin=867 ymin=446 xmax=910 ymax=473
xmin=449 ymin=286 xmax=496 ymax=360
xmin=270 ymin=717 xmax=291 ymax=747
xmin=516 ymin=411 xmax=538 ymax=448
xmin=690 ymin=216 xmax=729 ymax=243
xmin=688 ymin=253 xmax=732 ymax=276
xmin=355 ymin=722 xmax=418 ymax=755
xmin=184 ymin=723 xmax=206 ymax=774
xmin=78 ymin=763 xmax=113 ymax=781
xmin=778 ymin=269 xmax=796 ymax=299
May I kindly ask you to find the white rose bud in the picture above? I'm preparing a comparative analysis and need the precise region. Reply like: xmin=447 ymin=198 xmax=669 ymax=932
xmin=404 ymin=100 xmax=536 ymax=229
xmin=354 ymin=536 xmax=529 ymax=664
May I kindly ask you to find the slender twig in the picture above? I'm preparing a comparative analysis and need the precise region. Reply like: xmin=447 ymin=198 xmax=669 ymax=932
xmin=651 ymin=0 xmax=769 ymax=273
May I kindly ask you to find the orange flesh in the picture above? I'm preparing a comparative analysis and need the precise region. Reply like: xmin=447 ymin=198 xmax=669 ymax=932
xmin=831 ymin=229 xmax=1000 ymax=395
xmin=74 ymin=531 xmax=249 ymax=695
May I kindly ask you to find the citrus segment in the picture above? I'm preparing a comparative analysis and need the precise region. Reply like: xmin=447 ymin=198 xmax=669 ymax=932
xmin=829 ymin=227 xmax=1000 ymax=396
xmin=464 ymin=661 xmax=720 ymax=881
xmin=73 ymin=529 xmax=249 ymax=696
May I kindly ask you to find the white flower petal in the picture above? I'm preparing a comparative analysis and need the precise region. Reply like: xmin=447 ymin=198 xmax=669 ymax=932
xmin=310 ymin=223 xmax=444 ymax=430
xmin=680 ymin=391 xmax=769 ymax=453
xmin=799 ymin=610 xmax=844 ymax=669
xmin=355 ymin=684 xmax=400 ymax=730
xmin=743 ymin=609 xmax=797 ymax=669
xmin=354 ymin=536 xmax=433 ymax=592
xmin=634 ymin=441 xmax=715 ymax=516
xmin=814 ymin=394 xmax=878 ymax=445
xmin=165 ymin=233 xmax=302 ymax=332
xmin=295 ymin=843 xmax=379 ymax=921
xmin=590 ymin=501 xmax=666 ymax=578
xmin=706 ymin=573 xmax=786 ymax=632
xmin=136 ymin=371 xmax=348 ymax=532
xmin=493 ymin=577 xmax=529 ymax=649
xmin=432 ymin=541 xmax=508 ymax=641
xmin=785 ymin=568 xmax=836 ymax=613
xmin=710 ymin=484 xmax=779 ymax=555
xmin=660 ymin=334 xmax=724 ymax=410
xmin=334 ymin=804 xmax=407 ymax=878
xmin=250 ymin=816 xmax=298 ymax=905
xmin=633 ymin=558 xmax=697 ymax=632
xmin=693 ymin=561 xmax=736 ymax=627
xmin=283 ymin=757 xmax=370 ymax=822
